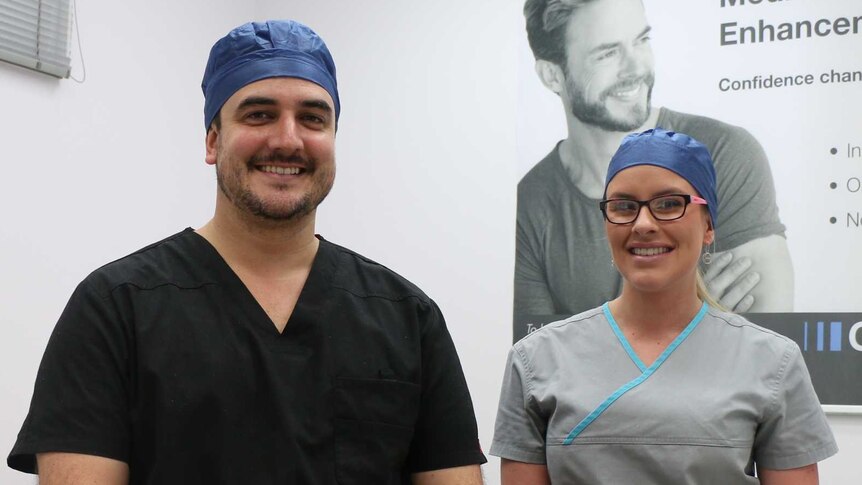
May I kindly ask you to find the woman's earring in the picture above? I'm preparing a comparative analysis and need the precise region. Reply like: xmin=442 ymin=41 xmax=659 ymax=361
xmin=702 ymin=240 xmax=716 ymax=265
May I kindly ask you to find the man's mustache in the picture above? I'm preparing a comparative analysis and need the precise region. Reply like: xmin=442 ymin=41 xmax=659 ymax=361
xmin=248 ymin=152 xmax=310 ymax=166
xmin=603 ymin=74 xmax=655 ymax=97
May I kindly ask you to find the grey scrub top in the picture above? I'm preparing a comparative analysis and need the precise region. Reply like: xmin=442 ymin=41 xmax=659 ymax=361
xmin=491 ymin=304 xmax=837 ymax=484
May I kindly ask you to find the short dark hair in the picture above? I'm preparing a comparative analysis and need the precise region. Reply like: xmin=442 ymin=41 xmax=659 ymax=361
xmin=209 ymin=112 xmax=221 ymax=133
xmin=524 ymin=0 xmax=599 ymax=65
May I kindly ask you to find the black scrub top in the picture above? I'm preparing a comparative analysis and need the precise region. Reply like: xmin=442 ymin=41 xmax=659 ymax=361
xmin=9 ymin=228 xmax=486 ymax=484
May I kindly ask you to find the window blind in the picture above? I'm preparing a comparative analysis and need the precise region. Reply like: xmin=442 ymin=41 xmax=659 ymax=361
xmin=0 ymin=0 xmax=71 ymax=78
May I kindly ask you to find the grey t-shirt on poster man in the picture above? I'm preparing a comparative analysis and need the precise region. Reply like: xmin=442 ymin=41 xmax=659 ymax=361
xmin=515 ymin=108 xmax=786 ymax=317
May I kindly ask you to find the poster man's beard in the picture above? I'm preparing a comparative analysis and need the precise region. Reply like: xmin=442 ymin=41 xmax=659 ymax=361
xmin=568 ymin=74 xmax=655 ymax=132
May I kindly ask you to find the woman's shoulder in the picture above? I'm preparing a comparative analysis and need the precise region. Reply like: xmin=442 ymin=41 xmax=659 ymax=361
xmin=701 ymin=306 xmax=799 ymax=355
xmin=514 ymin=306 xmax=608 ymax=352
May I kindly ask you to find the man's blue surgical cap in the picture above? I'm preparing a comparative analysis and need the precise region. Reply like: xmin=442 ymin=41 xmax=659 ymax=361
xmin=604 ymin=128 xmax=718 ymax=227
xmin=201 ymin=20 xmax=340 ymax=130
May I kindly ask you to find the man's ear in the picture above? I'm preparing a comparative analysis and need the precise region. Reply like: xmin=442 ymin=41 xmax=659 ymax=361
xmin=535 ymin=59 xmax=567 ymax=95
xmin=205 ymin=127 xmax=219 ymax=166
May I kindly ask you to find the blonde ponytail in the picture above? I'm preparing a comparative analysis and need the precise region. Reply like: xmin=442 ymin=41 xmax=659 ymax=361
xmin=696 ymin=269 xmax=728 ymax=313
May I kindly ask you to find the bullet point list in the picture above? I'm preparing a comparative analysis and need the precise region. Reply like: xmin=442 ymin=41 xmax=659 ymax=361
xmin=830 ymin=182 xmax=837 ymax=189
xmin=830 ymin=147 xmax=838 ymax=155
xmin=830 ymin=217 xmax=837 ymax=224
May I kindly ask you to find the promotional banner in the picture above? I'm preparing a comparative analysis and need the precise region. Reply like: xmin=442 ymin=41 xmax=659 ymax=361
xmin=514 ymin=0 xmax=861 ymax=407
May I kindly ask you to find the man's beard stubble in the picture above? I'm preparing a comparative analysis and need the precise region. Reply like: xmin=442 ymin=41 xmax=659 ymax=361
xmin=567 ymin=71 xmax=655 ymax=132
xmin=216 ymin=150 xmax=335 ymax=222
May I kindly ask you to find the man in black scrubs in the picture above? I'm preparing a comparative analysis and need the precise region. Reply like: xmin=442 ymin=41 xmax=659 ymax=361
xmin=8 ymin=20 xmax=486 ymax=484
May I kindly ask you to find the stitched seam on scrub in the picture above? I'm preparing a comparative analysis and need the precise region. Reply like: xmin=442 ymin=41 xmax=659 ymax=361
xmin=764 ymin=339 xmax=794 ymax=422
xmin=548 ymin=435 xmax=753 ymax=447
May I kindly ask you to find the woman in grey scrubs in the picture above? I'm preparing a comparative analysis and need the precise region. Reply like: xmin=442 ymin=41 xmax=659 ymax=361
xmin=491 ymin=129 xmax=837 ymax=484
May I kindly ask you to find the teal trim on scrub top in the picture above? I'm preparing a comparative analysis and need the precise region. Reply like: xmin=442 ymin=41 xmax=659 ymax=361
xmin=606 ymin=304 xmax=648 ymax=372
xmin=563 ymin=302 xmax=709 ymax=445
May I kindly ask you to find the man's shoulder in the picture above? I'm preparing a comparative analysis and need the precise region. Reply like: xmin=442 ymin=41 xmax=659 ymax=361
xmin=659 ymin=107 xmax=760 ymax=151
xmin=517 ymin=143 xmax=572 ymax=218
xmin=518 ymin=144 xmax=564 ymax=189
xmin=321 ymin=239 xmax=433 ymax=306
xmin=83 ymin=228 xmax=206 ymax=295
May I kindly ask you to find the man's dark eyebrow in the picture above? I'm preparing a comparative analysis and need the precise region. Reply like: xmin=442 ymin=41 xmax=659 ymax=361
xmin=589 ymin=26 xmax=652 ymax=55
xmin=236 ymin=96 xmax=277 ymax=110
xmin=235 ymin=96 xmax=332 ymax=114
xmin=301 ymin=99 xmax=333 ymax=113
xmin=638 ymin=26 xmax=652 ymax=39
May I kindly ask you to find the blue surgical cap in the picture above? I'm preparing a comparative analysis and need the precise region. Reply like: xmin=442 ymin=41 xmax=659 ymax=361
xmin=201 ymin=20 xmax=340 ymax=130
xmin=604 ymin=128 xmax=718 ymax=227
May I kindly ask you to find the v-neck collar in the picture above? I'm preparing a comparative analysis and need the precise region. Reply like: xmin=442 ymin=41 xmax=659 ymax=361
xmin=602 ymin=301 xmax=708 ymax=373
xmin=562 ymin=301 xmax=709 ymax=445
xmin=186 ymin=229 xmax=338 ymax=339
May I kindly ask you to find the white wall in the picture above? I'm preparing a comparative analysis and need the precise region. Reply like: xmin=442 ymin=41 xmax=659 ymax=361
xmin=0 ymin=1 xmax=857 ymax=484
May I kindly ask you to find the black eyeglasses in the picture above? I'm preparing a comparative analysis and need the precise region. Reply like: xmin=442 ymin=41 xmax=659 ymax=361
xmin=599 ymin=194 xmax=708 ymax=224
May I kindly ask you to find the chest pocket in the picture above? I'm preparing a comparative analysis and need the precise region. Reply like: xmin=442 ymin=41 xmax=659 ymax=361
xmin=333 ymin=377 xmax=420 ymax=484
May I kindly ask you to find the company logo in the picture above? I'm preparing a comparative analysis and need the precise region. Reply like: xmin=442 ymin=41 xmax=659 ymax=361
xmin=802 ymin=321 xmax=862 ymax=352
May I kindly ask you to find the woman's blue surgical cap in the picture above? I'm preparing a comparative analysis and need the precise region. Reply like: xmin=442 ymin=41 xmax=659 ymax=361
xmin=604 ymin=128 xmax=718 ymax=227
xmin=201 ymin=20 xmax=340 ymax=130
